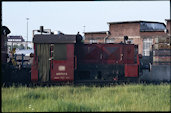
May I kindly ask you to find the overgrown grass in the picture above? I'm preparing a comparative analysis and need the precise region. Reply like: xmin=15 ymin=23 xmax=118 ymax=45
xmin=1 ymin=84 xmax=170 ymax=112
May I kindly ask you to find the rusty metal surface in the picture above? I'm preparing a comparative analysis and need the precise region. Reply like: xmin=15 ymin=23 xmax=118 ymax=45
xmin=125 ymin=64 xmax=139 ymax=77
xmin=76 ymin=43 xmax=136 ymax=64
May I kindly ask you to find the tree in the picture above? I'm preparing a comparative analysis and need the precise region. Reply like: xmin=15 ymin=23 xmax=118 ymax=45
xmin=13 ymin=44 xmax=19 ymax=49
xmin=18 ymin=44 xmax=25 ymax=50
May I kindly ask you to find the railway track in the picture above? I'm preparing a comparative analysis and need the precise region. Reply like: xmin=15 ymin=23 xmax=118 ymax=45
xmin=2 ymin=80 xmax=170 ymax=88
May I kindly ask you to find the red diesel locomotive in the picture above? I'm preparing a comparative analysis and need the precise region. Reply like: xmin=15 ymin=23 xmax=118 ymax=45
xmin=31 ymin=27 xmax=150 ymax=84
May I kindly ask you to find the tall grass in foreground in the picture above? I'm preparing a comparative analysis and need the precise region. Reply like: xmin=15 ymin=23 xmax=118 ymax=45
xmin=1 ymin=84 xmax=170 ymax=112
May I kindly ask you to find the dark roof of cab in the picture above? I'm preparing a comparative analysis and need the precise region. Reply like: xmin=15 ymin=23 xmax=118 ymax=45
xmin=33 ymin=34 xmax=77 ymax=43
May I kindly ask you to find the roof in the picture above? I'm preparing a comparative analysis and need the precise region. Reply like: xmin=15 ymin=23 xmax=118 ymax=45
xmin=84 ymin=31 xmax=108 ymax=34
xmin=165 ymin=19 xmax=171 ymax=22
xmin=165 ymin=19 xmax=171 ymax=21
xmin=7 ymin=36 xmax=25 ymax=42
xmin=107 ymin=20 xmax=165 ymax=25
xmin=107 ymin=20 xmax=166 ymax=32
xmin=33 ymin=34 xmax=77 ymax=43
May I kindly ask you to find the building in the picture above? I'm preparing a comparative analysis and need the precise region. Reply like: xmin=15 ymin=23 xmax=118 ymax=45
xmin=108 ymin=20 xmax=167 ymax=56
xmin=84 ymin=31 xmax=109 ymax=43
xmin=84 ymin=20 xmax=168 ymax=56
xmin=7 ymin=35 xmax=33 ymax=51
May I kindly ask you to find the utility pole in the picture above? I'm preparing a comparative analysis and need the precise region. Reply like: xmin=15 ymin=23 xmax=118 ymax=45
xmin=26 ymin=18 xmax=29 ymax=49
xmin=83 ymin=26 xmax=85 ymax=33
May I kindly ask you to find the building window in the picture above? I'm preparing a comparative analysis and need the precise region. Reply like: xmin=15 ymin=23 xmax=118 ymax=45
xmin=143 ymin=38 xmax=153 ymax=56
xmin=90 ymin=40 xmax=97 ymax=43
xmin=140 ymin=22 xmax=166 ymax=31
xmin=106 ymin=39 xmax=114 ymax=43
xmin=54 ymin=44 xmax=67 ymax=60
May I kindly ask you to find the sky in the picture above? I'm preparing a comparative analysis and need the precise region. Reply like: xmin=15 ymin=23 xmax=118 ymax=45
xmin=2 ymin=1 xmax=170 ymax=42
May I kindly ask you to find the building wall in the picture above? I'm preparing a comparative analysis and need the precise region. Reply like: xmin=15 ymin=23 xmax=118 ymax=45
xmin=84 ymin=39 xmax=105 ymax=44
xmin=140 ymin=32 xmax=166 ymax=56
xmin=84 ymin=32 xmax=107 ymax=43
xmin=109 ymin=23 xmax=166 ymax=55
xmin=140 ymin=31 xmax=166 ymax=37
xmin=166 ymin=20 xmax=170 ymax=35
xmin=132 ymin=38 xmax=143 ymax=55
xmin=85 ymin=33 xmax=107 ymax=39
xmin=109 ymin=23 xmax=140 ymax=38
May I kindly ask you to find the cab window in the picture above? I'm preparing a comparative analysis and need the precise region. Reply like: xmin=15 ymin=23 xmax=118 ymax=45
xmin=54 ymin=44 xmax=67 ymax=60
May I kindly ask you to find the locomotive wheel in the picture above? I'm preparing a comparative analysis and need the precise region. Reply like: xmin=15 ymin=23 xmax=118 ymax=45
xmin=135 ymin=78 xmax=140 ymax=83
xmin=121 ymin=78 xmax=140 ymax=84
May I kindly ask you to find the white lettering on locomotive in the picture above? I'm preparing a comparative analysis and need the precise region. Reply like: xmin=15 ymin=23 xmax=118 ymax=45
xmin=56 ymin=72 xmax=67 ymax=76
xmin=58 ymin=65 xmax=66 ymax=71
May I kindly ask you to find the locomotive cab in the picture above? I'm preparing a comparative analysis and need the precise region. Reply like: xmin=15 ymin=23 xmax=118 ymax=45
xmin=31 ymin=27 xmax=77 ymax=83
